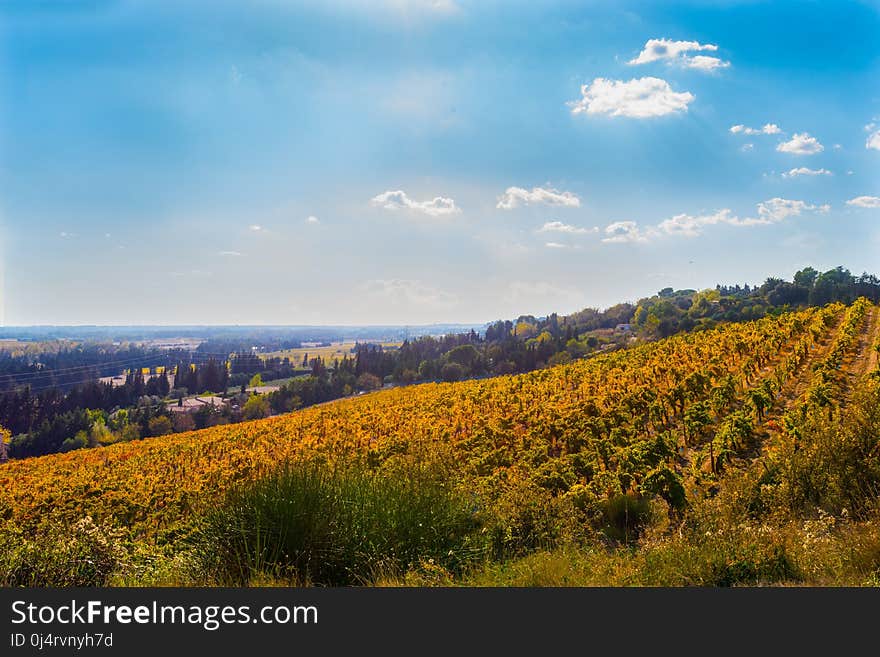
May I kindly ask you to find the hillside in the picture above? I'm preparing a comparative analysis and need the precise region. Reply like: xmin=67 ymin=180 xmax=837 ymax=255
xmin=3 ymin=300 xmax=880 ymax=586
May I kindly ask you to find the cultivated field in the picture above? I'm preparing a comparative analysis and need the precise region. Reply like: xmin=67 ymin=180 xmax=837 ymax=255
xmin=2 ymin=301 xmax=880 ymax=586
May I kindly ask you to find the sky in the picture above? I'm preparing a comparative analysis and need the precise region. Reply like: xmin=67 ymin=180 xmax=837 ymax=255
xmin=1 ymin=0 xmax=879 ymax=326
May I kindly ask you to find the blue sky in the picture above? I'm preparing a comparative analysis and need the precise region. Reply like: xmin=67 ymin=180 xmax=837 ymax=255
xmin=1 ymin=0 xmax=879 ymax=325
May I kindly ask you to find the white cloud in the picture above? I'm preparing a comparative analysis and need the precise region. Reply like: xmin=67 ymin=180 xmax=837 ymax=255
xmin=846 ymin=196 xmax=880 ymax=208
xmin=645 ymin=198 xmax=829 ymax=240
xmin=658 ymin=209 xmax=738 ymax=237
xmin=682 ymin=55 xmax=729 ymax=71
xmin=536 ymin=221 xmax=596 ymax=235
xmin=249 ymin=224 xmax=263 ymax=231
xmin=777 ymin=132 xmax=824 ymax=155
xmin=729 ymin=123 xmax=781 ymax=135
xmin=306 ymin=215 xmax=320 ymax=224
xmin=782 ymin=167 xmax=832 ymax=178
xmin=497 ymin=186 xmax=580 ymax=209
xmin=755 ymin=198 xmax=829 ymax=223
xmin=602 ymin=221 xmax=655 ymax=243
xmin=544 ymin=242 xmax=568 ymax=249
xmin=866 ymin=123 xmax=880 ymax=150
xmin=628 ymin=38 xmax=729 ymax=71
xmin=361 ymin=279 xmax=457 ymax=308
xmin=219 ymin=250 xmax=242 ymax=256
xmin=741 ymin=143 xmax=754 ymax=152
xmin=370 ymin=189 xmax=460 ymax=216
xmin=569 ymin=77 xmax=694 ymax=118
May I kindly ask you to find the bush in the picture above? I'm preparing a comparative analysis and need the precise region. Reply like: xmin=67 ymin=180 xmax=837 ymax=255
xmin=440 ymin=362 xmax=465 ymax=382
xmin=637 ymin=524 xmax=801 ymax=586
xmin=147 ymin=415 xmax=173 ymax=437
xmin=0 ymin=517 xmax=129 ymax=586
xmin=766 ymin=382 xmax=880 ymax=519
xmin=190 ymin=458 xmax=485 ymax=585
xmin=481 ymin=474 xmax=582 ymax=559
xmin=356 ymin=373 xmax=382 ymax=391
xmin=597 ymin=494 xmax=655 ymax=544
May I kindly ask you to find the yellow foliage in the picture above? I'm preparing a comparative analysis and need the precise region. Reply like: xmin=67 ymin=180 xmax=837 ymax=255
xmin=0 ymin=304 xmax=854 ymax=543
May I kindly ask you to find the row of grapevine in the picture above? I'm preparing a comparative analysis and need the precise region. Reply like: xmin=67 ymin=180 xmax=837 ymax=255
xmin=0 ymin=303 xmax=862 ymax=541
xmin=805 ymin=297 xmax=871 ymax=409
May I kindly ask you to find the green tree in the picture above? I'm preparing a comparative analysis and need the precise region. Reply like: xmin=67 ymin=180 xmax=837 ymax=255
xmin=793 ymin=266 xmax=819 ymax=288
xmin=440 ymin=362 xmax=464 ymax=382
xmin=147 ymin=415 xmax=173 ymax=437
xmin=243 ymin=394 xmax=271 ymax=420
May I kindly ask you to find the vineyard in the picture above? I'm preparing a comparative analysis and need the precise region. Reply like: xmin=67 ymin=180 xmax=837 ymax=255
xmin=2 ymin=300 xmax=880 ymax=585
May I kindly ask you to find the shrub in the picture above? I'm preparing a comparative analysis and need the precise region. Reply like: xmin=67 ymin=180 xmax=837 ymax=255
xmin=190 ymin=458 xmax=485 ymax=585
xmin=148 ymin=415 xmax=173 ymax=437
xmin=440 ymin=362 xmax=465 ymax=382
xmin=597 ymin=494 xmax=655 ymax=544
xmin=0 ymin=517 xmax=129 ymax=587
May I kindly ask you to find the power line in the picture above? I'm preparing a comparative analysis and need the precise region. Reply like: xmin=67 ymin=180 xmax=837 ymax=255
xmin=0 ymin=353 xmax=171 ymax=382
xmin=0 ymin=349 xmax=308 ymax=396
xmin=0 ymin=349 xmax=252 ymax=384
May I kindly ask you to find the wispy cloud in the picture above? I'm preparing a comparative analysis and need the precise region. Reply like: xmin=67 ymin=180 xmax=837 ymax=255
xmin=866 ymin=123 xmax=880 ymax=151
xmin=610 ymin=198 xmax=829 ymax=243
xmin=569 ymin=77 xmax=694 ymax=118
xmin=219 ymin=250 xmax=243 ymax=256
xmin=306 ymin=215 xmax=320 ymax=224
xmin=497 ymin=186 xmax=580 ymax=209
xmin=846 ymin=196 xmax=880 ymax=208
xmin=503 ymin=281 xmax=585 ymax=311
xmin=777 ymin=132 xmax=823 ymax=155
xmin=371 ymin=190 xmax=460 ymax=216
xmin=628 ymin=38 xmax=729 ymax=71
xmin=682 ymin=54 xmax=730 ymax=71
xmin=658 ymin=209 xmax=739 ymax=237
xmin=360 ymin=278 xmax=457 ymax=308
xmin=249 ymin=224 xmax=263 ymax=231
xmin=537 ymin=221 xmax=597 ymax=235
xmin=544 ymin=242 xmax=568 ymax=249
xmin=730 ymin=123 xmax=781 ymax=135
xmin=755 ymin=198 xmax=829 ymax=222
xmin=782 ymin=167 xmax=832 ymax=178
